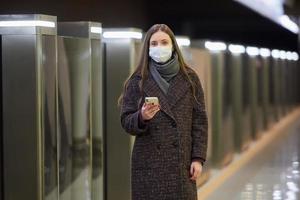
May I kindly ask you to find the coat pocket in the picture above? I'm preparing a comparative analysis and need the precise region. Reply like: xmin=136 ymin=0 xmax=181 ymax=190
xmin=131 ymin=137 xmax=157 ymax=170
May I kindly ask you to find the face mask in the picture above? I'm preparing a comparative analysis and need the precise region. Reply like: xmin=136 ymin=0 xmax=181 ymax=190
xmin=149 ymin=46 xmax=172 ymax=63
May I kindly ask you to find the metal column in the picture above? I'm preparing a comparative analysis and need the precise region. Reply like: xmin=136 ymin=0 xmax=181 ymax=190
xmin=57 ymin=21 xmax=103 ymax=200
xmin=102 ymin=28 xmax=142 ymax=200
xmin=0 ymin=14 xmax=58 ymax=200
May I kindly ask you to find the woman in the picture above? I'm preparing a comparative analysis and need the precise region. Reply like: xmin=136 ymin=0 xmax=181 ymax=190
xmin=119 ymin=24 xmax=208 ymax=200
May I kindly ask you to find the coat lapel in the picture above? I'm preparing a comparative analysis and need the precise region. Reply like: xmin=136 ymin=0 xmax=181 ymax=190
xmin=143 ymin=73 xmax=175 ymax=121
xmin=167 ymin=71 xmax=191 ymax=108
xmin=143 ymin=71 xmax=191 ymax=121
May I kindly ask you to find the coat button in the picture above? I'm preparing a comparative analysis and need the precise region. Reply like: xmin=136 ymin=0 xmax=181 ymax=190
xmin=171 ymin=121 xmax=177 ymax=128
xmin=172 ymin=141 xmax=178 ymax=147
xmin=156 ymin=144 xmax=161 ymax=150
xmin=155 ymin=125 xmax=159 ymax=130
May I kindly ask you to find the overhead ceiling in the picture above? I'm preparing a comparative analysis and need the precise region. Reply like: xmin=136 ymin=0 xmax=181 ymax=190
xmin=144 ymin=0 xmax=299 ymax=51
xmin=0 ymin=0 xmax=298 ymax=51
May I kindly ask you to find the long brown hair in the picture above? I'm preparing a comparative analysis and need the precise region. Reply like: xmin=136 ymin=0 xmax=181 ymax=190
xmin=118 ymin=24 xmax=198 ymax=106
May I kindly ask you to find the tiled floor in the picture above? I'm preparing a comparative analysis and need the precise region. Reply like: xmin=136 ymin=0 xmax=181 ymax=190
xmin=204 ymin=119 xmax=300 ymax=200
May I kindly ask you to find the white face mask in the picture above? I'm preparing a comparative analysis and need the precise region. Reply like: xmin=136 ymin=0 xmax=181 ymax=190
xmin=149 ymin=46 xmax=172 ymax=63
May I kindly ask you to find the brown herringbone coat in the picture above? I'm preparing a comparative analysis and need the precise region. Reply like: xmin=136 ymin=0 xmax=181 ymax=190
xmin=120 ymin=68 xmax=208 ymax=200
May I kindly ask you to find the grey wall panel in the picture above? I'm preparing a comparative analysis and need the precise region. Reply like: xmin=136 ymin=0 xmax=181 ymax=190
xmin=256 ymin=58 xmax=264 ymax=133
xmin=104 ymin=40 xmax=131 ymax=200
xmin=91 ymin=39 xmax=104 ymax=200
xmin=0 ymin=35 xmax=3 ymax=200
xmin=42 ymin=35 xmax=58 ymax=200
xmin=57 ymin=36 xmax=72 ymax=199
xmin=270 ymin=58 xmax=280 ymax=122
xmin=269 ymin=57 xmax=276 ymax=123
xmin=229 ymin=53 xmax=251 ymax=152
xmin=230 ymin=54 xmax=243 ymax=152
xmin=262 ymin=58 xmax=270 ymax=129
xmin=241 ymin=54 xmax=252 ymax=148
xmin=220 ymin=52 xmax=234 ymax=165
xmin=57 ymin=37 xmax=92 ymax=200
xmin=187 ymin=47 xmax=213 ymax=184
xmin=209 ymin=52 xmax=234 ymax=167
xmin=279 ymin=59 xmax=287 ymax=116
xmin=2 ymin=35 xmax=40 ymax=200
xmin=248 ymin=57 xmax=258 ymax=139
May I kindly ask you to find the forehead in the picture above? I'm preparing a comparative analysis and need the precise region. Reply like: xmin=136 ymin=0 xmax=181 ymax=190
xmin=150 ymin=31 xmax=172 ymax=41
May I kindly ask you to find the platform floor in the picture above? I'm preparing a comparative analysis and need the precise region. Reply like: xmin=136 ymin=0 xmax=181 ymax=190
xmin=198 ymin=109 xmax=300 ymax=200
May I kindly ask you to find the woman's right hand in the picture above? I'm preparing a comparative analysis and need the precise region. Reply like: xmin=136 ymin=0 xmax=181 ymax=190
xmin=141 ymin=103 xmax=160 ymax=121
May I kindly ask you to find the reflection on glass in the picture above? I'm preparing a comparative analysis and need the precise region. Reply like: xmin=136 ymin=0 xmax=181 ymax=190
xmin=92 ymin=138 xmax=103 ymax=200
xmin=58 ymin=37 xmax=92 ymax=200
xmin=220 ymin=52 xmax=234 ymax=162
xmin=43 ymin=36 xmax=58 ymax=200
xmin=238 ymin=127 xmax=300 ymax=200
xmin=256 ymin=58 xmax=264 ymax=132
xmin=91 ymin=40 xmax=104 ymax=200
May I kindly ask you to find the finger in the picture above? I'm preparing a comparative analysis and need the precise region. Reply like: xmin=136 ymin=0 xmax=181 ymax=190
xmin=151 ymin=105 xmax=160 ymax=110
xmin=145 ymin=109 xmax=157 ymax=118
xmin=193 ymin=165 xmax=200 ymax=178
xmin=148 ymin=107 xmax=159 ymax=113
xmin=144 ymin=104 xmax=151 ymax=110
xmin=154 ymin=105 xmax=160 ymax=110
xmin=190 ymin=165 xmax=194 ymax=177
xmin=191 ymin=169 xmax=196 ymax=179
xmin=153 ymin=108 xmax=160 ymax=114
xmin=198 ymin=167 xmax=202 ymax=175
xmin=149 ymin=110 xmax=159 ymax=117
xmin=190 ymin=175 xmax=196 ymax=181
xmin=149 ymin=110 xmax=158 ymax=117
xmin=145 ymin=104 xmax=156 ymax=111
xmin=142 ymin=103 xmax=146 ymax=110
xmin=152 ymin=106 xmax=160 ymax=112
xmin=194 ymin=169 xmax=199 ymax=179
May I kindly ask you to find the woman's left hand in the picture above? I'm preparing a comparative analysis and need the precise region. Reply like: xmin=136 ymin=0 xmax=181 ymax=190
xmin=190 ymin=161 xmax=202 ymax=181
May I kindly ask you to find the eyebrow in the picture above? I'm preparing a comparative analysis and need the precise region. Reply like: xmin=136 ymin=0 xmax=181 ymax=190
xmin=150 ymin=38 xmax=169 ymax=42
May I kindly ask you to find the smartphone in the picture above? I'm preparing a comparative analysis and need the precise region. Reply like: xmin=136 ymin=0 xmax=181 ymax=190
xmin=145 ymin=97 xmax=159 ymax=106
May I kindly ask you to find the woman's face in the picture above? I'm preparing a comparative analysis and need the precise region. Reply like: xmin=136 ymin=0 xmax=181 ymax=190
xmin=149 ymin=31 xmax=172 ymax=48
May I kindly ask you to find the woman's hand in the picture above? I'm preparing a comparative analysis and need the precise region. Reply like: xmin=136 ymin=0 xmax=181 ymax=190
xmin=190 ymin=161 xmax=202 ymax=181
xmin=141 ymin=103 xmax=160 ymax=121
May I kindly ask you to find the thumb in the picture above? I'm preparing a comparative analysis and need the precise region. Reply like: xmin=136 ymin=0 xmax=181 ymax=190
xmin=190 ymin=163 xmax=194 ymax=176
xmin=142 ymin=103 xmax=147 ymax=111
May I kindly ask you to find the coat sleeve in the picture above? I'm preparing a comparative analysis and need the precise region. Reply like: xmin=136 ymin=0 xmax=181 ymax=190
xmin=120 ymin=76 xmax=149 ymax=135
xmin=191 ymin=72 xmax=208 ymax=163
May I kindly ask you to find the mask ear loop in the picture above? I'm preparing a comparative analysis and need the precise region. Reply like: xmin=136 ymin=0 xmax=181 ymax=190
xmin=171 ymin=45 xmax=175 ymax=58
xmin=171 ymin=40 xmax=176 ymax=56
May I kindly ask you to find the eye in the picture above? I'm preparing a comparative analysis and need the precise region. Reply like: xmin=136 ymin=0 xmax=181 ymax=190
xmin=150 ymin=41 xmax=158 ymax=46
xmin=160 ymin=40 xmax=170 ymax=46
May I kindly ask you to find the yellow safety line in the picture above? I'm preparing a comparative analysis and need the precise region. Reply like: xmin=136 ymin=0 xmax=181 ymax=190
xmin=197 ymin=107 xmax=300 ymax=200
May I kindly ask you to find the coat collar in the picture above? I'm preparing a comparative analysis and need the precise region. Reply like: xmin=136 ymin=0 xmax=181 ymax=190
xmin=143 ymin=70 xmax=190 ymax=120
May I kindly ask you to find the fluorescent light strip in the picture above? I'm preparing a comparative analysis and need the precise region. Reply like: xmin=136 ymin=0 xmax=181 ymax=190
xmin=176 ymin=38 xmax=191 ymax=46
xmin=204 ymin=41 xmax=227 ymax=51
xmin=271 ymin=49 xmax=280 ymax=59
xmin=280 ymin=50 xmax=286 ymax=60
xmin=259 ymin=48 xmax=271 ymax=57
xmin=0 ymin=20 xmax=55 ymax=28
xmin=246 ymin=46 xmax=259 ymax=56
xmin=279 ymin=15 xmax=299 ymax=34
xmin=228 ymin=44 xmax=245 ymax=54
xmin=103 ymin=31 xmax=142 ymax=39
xmin=292 ymin=52 xmax=299 ymax=61
xmin=90 ymin=26 xmax=102 ymax=34
xmin=286 ymin=51 xmax=293 ymax=60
